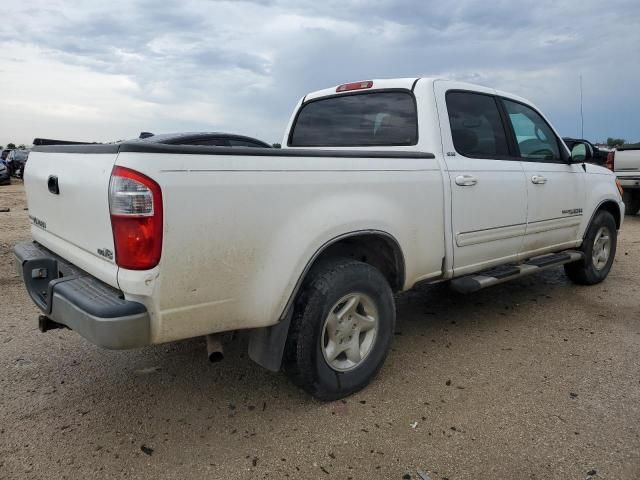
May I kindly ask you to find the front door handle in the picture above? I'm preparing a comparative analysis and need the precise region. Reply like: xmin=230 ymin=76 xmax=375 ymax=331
xmin=455 ymin=175 xmax=478 ymax=186
xmin=531 ymin=175 xmax=547 ymax=185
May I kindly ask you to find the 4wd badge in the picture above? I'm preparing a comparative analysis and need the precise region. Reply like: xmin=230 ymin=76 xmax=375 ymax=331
xmin=97 ymin=248 xmax=114 ymax=260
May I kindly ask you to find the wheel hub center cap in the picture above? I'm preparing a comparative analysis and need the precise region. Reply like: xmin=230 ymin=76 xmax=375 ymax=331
xmin=321 ymin=293 xmax=379 ymax=372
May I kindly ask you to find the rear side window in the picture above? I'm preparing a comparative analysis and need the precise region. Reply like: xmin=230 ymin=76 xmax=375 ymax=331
xmin=502 ymin=99 xmax=561 ymax=162
xmin=289 ymin=91 xmax=418 ymax=147
xmin=446 ymin=92 xmax=510 ymax=158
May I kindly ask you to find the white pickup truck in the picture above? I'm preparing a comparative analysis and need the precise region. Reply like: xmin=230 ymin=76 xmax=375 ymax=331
xmin=15 ymin=78 xmax=624 ymax=400
xmin=606 ymin=146 xmax=640 ymax=215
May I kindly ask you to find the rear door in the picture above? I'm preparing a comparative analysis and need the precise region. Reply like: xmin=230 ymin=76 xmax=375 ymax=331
xmin=500 ymin=98 xmax=585 ymax=256
xmin=434 ymin=82 xmax=528 ymax=276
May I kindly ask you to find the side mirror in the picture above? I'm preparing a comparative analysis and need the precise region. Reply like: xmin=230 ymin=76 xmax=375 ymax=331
xmin=570 ymin=141 xmax=593 ymax=163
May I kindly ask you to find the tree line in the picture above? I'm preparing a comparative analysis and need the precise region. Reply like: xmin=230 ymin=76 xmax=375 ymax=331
xmin=1 ymin=143 xmax=28 ymax=151
xmin=606 ymin=138 xmax=640 ymax=148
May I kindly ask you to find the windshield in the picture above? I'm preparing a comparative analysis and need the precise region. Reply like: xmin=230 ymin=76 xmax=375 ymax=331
xmin=289 ymin=91 xmax=418 ymax=147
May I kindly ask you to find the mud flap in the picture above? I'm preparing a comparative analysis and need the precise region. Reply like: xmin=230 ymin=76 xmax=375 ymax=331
xmin=247 ymin=309 xmax=293 ymax=372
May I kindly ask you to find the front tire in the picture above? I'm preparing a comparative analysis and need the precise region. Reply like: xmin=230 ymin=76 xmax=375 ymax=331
xmin=284 ymin=259 xmax=395 ymax=400
xmin=564 ymin=210 xmax=617 ymax=285
xmin=623 ymin=191 xmax=640 ymax=216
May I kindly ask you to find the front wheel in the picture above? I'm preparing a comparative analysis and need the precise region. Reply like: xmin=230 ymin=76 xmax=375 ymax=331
xmin=564 ymin=210 xmax=617 ymax=285
xmin=284 ymin=259 xmax=396 ymax=400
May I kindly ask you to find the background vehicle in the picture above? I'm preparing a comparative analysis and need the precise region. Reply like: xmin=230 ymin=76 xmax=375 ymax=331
xmin=6 ymin=149 xmax=30 ymax=178
xmin=0 ymin=160 xmax=10 ymax=185
xmin=562 ymin=137 xmax=609 ymax=166
xmin=1 ymin=149 xmax=12 ymax=162
xmin=136 ymin=132 xmax=272 ymax=148
xmin=15 ymin=78 xmax=624 ymax=399
xmin=606 ymin=146 xmax=640 ymax=215
xmin=33 ymin=132 xmax=272 ymax=149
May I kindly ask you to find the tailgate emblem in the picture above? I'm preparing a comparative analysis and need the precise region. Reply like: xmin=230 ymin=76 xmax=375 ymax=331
xmin=47 ymin=175 xmax=60 ymax=195
xmin=97 ymin=248 xmax=114 ymax=260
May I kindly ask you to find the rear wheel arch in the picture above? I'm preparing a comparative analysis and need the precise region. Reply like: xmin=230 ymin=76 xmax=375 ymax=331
xmin=303 ymin=231 xmax=406 ymax=291
xmin=291 ymin=231 xmax=405 ymax=299
xmin=247 ymin=230 xmax=405 ymax=372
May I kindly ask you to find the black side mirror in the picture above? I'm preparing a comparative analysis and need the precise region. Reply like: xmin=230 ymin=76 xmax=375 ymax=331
xmin=570 ymin=141 xmax=593 ymax=163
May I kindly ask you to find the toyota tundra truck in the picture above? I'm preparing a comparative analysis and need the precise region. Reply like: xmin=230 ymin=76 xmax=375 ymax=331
xmin=606 ymin=146 xmax=640 ymax=215
xmin=15 ymin=78 xmax=625 ymax=400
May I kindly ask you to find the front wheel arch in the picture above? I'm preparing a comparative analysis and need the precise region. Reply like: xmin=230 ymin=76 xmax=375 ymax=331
xmin=587 ymin=200 xmax=621 ymax=233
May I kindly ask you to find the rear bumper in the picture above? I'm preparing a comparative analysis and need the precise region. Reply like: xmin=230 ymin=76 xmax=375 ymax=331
xmin=618 ymin=175 xmax=640 ymax=190
xmin=14 ymin=241 xmax=150 ymax=349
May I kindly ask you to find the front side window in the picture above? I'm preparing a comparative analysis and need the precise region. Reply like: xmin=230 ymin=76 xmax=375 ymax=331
xmin=446 ymin=92 xmax=510 ymax=158
xmin=502 ymin=99 xmax=561 ymax=162
xmin=289 ymin=91 xmax=418 ymax=147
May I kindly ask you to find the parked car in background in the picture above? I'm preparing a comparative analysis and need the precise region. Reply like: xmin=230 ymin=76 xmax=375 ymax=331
xmin=134 ymin=131 xmax=272 ymax=148
xmin=6 ymin=149 xmax=30 ymax=178
xmin=606 ymin=145 xmax=640 ymax=215
xmin=562 ymin=138 xmax=609 ymax=166
xmin=1 ymin=149 xmax=13 ymax=162
xmin=33 ymin=132 xmax=272 ymax=149
xmin=0 ymin=160 xmax=10 ymax=185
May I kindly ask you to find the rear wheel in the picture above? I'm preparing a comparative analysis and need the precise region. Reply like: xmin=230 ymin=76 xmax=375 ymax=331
xmin=564 ymin=210 xmax=617 ymax=285
xmin=284 ymin=259 xmax=395 ymax=400
xmin=623 ymin=191 xmax=640 ymax=216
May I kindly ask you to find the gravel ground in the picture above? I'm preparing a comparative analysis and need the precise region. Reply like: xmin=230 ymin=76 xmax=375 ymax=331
xmin=1 ymin=180 xmax=639 ymax=480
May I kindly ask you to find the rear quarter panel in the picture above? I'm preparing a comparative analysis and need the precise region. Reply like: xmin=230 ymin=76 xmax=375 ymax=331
xmin=115 ymin=152 xmax=444 ymax=344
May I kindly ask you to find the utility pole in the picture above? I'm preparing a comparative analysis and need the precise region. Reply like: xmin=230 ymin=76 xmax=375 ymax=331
xmin=579 ymin=75 xmax=584 ymax=138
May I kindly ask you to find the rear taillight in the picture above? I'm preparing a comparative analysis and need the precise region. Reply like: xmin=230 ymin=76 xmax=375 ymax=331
xmin=109 ymin=166 xmax=163 ymax=270
xmin=606 ymin=151 xmax=615 ymax=171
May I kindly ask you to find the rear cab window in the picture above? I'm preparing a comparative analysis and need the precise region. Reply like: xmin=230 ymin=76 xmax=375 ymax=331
xmin=289 ymin=91 xmax=418 ymax=147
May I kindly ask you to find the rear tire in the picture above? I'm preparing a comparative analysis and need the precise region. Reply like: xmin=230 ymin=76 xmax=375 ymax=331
xmin=623 ymin=191 xmax=640 ymax=216
xmin=284 ymin=258 xmax=395 ymax=400
xmin=564 ymin=210 xmax=617 ymax=285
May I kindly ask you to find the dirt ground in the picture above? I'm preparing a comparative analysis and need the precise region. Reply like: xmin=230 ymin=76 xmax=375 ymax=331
xmin=1 ymin=180 xmax=639 ymax=480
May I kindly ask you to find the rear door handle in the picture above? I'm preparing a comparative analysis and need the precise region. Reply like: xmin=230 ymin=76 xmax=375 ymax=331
xmin=455 ymin=175 xmax=478 ymax=186
xmin=531 ymin=175 xmax=547 ymax=184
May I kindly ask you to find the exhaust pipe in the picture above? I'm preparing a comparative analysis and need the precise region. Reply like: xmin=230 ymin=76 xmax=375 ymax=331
xmin=206 ymin=334 xmax=224 ymax=363
xmin=38 ymin=315 xmax=67 ymax=333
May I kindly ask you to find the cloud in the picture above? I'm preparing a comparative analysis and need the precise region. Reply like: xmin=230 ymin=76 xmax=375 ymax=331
xmin=1 ymin=0 xmax=639 ymax=145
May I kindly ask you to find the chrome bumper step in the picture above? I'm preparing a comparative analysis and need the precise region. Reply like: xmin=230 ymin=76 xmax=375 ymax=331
xmin=450 ymin=250 xmax=584 ymax=294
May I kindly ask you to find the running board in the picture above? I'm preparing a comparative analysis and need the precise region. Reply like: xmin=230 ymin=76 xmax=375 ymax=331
xmin=450 ymin=251 xmax=584 ymax=294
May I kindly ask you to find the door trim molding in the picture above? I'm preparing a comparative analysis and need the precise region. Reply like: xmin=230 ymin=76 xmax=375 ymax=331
xmin=456 ymin=223 xmax=526 ymax=247
xmin=525 ymin=215 xmax=582 ymax=236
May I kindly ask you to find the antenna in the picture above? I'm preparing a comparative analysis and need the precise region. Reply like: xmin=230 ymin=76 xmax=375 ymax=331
xmin=579 ymin=75 xmax=584 ymax=138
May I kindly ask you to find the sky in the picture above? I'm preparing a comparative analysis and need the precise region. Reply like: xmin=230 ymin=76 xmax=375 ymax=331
xmin=1 ymin=0 xmax=639 ymax=147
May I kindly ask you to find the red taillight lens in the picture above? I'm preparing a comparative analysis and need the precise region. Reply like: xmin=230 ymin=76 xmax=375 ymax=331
xmin=606 ymin=151 xmax=615 ymax=171
xmin=336 ymin=81 xmax=373 ymax=92
xmin=109 ymin=166 xmax=163 ymax=270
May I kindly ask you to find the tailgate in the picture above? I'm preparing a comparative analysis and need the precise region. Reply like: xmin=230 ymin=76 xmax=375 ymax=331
xmin=24 ymin=145 xmax=120 ymax=287
xmin=615 ymin=149 xmax=640 ymax=174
